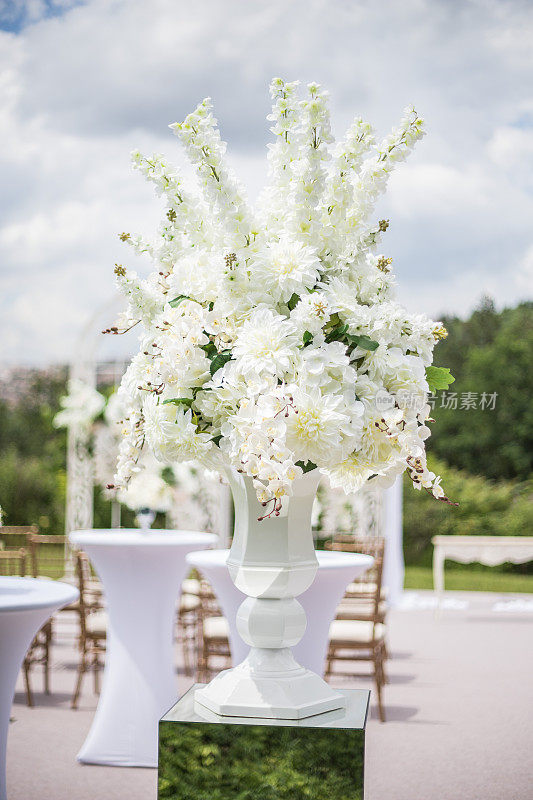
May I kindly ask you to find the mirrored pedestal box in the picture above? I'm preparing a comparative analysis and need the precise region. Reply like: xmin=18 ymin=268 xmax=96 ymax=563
xmin=158 ymin=684 xmax=370 ymax=800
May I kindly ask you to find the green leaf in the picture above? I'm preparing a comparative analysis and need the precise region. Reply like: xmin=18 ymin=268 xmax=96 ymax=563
xmin=199 ymin=342 xmax=217 ymax=358
xmin=302 ymin=331 xmax=313 ymax=346
xmin=287 ymin=293 xmax=300 ymax=311
xmin=168 ymin=294 xmax=191 ymax=308
xmin=211 ymin=434 xmax=222 ymax=447
xmin=425 ymin=366 xmax=455 ymax=393
xmin=161 ymin=466 xmax=177 ymax=486
xmin=347 ymin=333 xmax=379 ymax=351
xmin=209 ymin=350 xmax=233 ymax=376
xmin=295 ymin=460 xmax=318 ymax=474
xmin=162 ymin=397 xmax=193 ymax=407
xmin=325 ymin=323 xmax=348 ymax=343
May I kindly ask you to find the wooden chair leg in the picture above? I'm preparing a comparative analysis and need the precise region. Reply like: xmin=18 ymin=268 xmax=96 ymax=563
xmin=324 ymin=646 xmax=334 ymax=679
xmin=373 ymin=648 xmax=386 ymax=723
xmin=201 ymin=629 xmax=209 ymax=682
xmin=44 ymin=628 xmax=51 ymax=694
xmin=187 ymin=620 xmax=198 ymax=678
xmin=180 ymin=619 xmax=191 ymax=677
xmin=72 ymin=652 xmax=87 ymax=709
xmin=93 ymin=649 xmax=100 ymax=695
xmin=381 ymin=652 xmax=389 ymax=685
xmin=205 ymin=641 xmax=216 ymax=681
xmin=23 ymin=661 xmax=34 ymax=708
xmin=199 ymin=628 xmax=209 ymax=683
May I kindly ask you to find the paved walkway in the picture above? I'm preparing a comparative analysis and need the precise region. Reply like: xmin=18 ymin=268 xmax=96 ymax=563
xmin=6 ymin=591 xmax=533 ymax=800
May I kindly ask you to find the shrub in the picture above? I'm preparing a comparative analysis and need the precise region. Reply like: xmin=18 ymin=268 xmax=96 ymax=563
xmin=403 ymin=458 xmax=533 ymax=565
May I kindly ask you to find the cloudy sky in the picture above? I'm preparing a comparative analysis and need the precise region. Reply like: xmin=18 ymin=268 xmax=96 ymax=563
xmin=1 ymin=0 xmax=532 ymax=365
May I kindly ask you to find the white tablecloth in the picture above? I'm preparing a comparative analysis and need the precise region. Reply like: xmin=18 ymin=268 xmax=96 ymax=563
xmin=69 ymin=529 xmax=217 ymax=767
xmin=186 ymin=549 xmax=373 ymax=676
xmin=0 ymin=577 xmax=78 ymax=800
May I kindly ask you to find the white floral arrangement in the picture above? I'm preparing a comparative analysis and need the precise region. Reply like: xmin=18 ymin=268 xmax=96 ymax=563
xmin=53 ymin=378 xmax=106 ymax=430
xmin=108 ymin=78 xmax=455 ymax=520
xmin=116 ymin=457 xmax=176 ymax=513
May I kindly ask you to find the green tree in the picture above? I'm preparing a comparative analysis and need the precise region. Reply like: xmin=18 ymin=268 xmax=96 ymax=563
xmin=431 ymin=299 xmax=533 ymax=480
xmin=0 ymin=368 xmax=68 ymax=531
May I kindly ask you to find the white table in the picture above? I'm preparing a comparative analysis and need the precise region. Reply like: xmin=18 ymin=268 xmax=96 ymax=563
xmin=432 ymin=535 xmax=533 ymax=605
xmin=0 ymin=577 xmax=78 ymax=800
xmin=187 ymin=549 xmax=374 ymax=676
xmin=69 ymin=529 xmax=217 ymax=767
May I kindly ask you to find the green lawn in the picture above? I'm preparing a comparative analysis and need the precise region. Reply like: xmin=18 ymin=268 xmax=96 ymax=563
xmin=404 ymin=565 xmax=533 ymax=593
xmin=9 ymin=542 xmax=533 ymax=594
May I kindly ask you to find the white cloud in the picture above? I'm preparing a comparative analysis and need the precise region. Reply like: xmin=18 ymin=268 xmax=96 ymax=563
xmin=0 ymin=0 xmax=532 ymax=364
xmin=487 ymin=127 xmax=533 ymax=174
xmin=516 ymin=245 xmax=533 ymax=294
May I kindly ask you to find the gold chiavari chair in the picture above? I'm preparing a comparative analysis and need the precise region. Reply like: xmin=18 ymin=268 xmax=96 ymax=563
xmin=28 ymin=533 xmax=68 ymax=580
xmin=196 ymin=580 xmax=231 ymax=683
xmin=325 ymin=537 xmax=388 ymax=722
xmin=326 ymin=536 xmax=389 ymax=624
xmin=0 ymin=548 xmax=27 ymax=576
xmin=28 ymin=533 xmax=103 ymax=601
xmin=71 ymin=551 xmax=107 ymax=709
xmin=24 ymin=534 xmax=77 ymax=705
xmin=177 ymin=577 xmax=202 ymax=677
xmin=0 ymin=549 xmax=42 ymax=706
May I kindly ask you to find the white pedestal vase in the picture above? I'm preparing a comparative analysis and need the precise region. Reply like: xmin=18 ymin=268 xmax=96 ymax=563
xmin=135 ymin=508 xmax=156 ymax=531
xmin=195 ymin=469 xmax=346 ymax=720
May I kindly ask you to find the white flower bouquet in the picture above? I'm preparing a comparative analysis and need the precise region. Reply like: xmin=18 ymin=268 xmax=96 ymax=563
xmin=109 ymin=78 xmax=455 ymax=519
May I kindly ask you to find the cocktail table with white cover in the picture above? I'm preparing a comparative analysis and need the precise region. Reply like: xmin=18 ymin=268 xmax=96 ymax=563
xmin=186 ymin=549 xmax=374 ymax=676
xmin=69 ymin=529 xmax=217 ymax=768
xmin=0 ymin=577 xmax=78 ymax=800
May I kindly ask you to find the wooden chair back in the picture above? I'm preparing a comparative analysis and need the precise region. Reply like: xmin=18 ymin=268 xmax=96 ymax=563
xmin=326 ymin=536 xmax=385 ymax=618
xmin=0 ymin=526 xmax=38 ymax=552
xmin=198 ymin=579 xmax=222 ymax=618
xmin=28 ymin=534 xmax=67 ymax=579
xmin=0 ymin=548 xmax=27 ymax=576
xmin=74 ymin=551 xmax=99 ymax=640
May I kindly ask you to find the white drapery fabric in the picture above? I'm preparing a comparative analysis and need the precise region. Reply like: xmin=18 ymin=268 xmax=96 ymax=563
xmin=69 ymin=529 xmax=217 ymax=768
xmin=382 ymin=478 xmax=404 ymax=606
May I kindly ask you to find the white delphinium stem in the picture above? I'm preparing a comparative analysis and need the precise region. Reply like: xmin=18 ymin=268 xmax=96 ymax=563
xmin=285 ymin=83 xmax=333 ymax=249
xmin=113 ymin=264 xmax=164 ymax=328
xmin=341 ymin=218 xmax=391 ymax=277
xmin=351 ymin=106 xmax=425 ymax=227
xmin=257 ymin=78 xmax=303 ymax=237
xmin=112 ymin=406 xmax=145 ymax=490
xmin=130 ymin=151 xmax=214 ymax=257
xmin=321 ymin=117 xmax=375 ymax=261
xmin=170 ymin=99 xmax=253 ymax=249
xmin=332 ymin=108 xmax=424 ymax=267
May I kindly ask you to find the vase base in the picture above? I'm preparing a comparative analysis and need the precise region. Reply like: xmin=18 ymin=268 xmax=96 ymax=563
xmin=194 ymin=655 xmax=346 ymax=720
